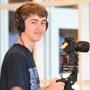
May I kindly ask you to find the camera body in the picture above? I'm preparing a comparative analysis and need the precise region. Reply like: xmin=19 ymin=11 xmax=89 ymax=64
xmin=60 ymin=37 xmax=89 ymax=72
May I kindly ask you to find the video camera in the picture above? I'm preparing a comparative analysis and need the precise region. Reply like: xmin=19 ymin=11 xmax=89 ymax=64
xmin=57 ymin=37 xmax=89 ymax=90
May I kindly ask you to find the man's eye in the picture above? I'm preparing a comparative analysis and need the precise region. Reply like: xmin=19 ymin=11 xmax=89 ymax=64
xmin=31 ymin=21 xmax=37 ymax=24
xmin=41 ymin=22 xmax=46 ymax=25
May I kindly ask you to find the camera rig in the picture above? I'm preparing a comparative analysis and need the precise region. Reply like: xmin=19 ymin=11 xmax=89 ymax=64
xmin=57 ymin=37 xmax=89 ymax=90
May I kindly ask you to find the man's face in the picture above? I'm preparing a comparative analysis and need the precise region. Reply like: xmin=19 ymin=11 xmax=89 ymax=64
xmin=24 ymin=15 xmax=47 ymax=42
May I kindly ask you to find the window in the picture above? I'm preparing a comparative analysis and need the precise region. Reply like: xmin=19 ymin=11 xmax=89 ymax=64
xmin=8 ymin=0 xmax=32 ymax=3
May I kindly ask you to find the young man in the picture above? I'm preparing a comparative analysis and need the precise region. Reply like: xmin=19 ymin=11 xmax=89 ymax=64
xmin=0 ymin=2 xmax=65 ymax=90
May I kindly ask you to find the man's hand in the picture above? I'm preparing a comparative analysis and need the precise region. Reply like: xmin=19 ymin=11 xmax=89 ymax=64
xmin=12 ymin=86 xmax=23 ymax=90
xmin=41 ymin=78 xmax=65 ymax=90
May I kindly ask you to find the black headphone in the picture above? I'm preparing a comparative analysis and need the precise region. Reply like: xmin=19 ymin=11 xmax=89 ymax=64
xmin=15 ymin=9 xmax=48 ymax=34
xmin=15 ymin=13 xmax=25 ymax=34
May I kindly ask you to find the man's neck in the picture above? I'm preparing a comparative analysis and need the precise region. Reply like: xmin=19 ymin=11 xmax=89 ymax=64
xmin=17 ymin=33 xmax=35 ymax=52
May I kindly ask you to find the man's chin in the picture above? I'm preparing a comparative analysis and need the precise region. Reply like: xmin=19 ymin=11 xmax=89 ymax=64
xmin=34 ymin=38 xmax=42 ymax=42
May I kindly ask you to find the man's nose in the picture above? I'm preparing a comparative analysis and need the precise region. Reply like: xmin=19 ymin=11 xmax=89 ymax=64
xmin=37 ymin=23 xmax=44 ymax=30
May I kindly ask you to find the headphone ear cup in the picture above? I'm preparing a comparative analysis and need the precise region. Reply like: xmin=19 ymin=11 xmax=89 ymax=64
xmin=46 ymin=22 xmax=48 ymax=30
xmin=15 ymin=14 xmax=25 ymax=33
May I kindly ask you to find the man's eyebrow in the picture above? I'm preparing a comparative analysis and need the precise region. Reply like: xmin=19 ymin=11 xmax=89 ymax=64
xmin=30 ymin=19 xmax=47 ymax=22
xmin=30 ymin=19 xmax=38 ymax=21
xmin=42 ymin=20 xmax=47 ymax=22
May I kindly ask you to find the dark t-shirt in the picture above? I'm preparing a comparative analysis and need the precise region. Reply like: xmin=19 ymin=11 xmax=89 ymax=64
xmin=0 ymin=44 xmax=40 ymax=90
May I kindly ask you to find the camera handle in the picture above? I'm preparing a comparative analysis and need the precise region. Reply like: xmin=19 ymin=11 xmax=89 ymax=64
xmin=56 ymin=67 xmax=78 ymax=90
